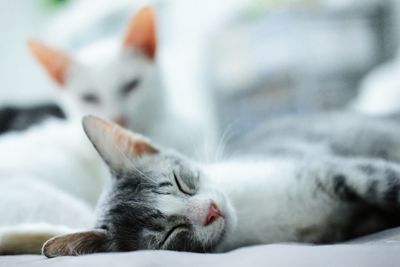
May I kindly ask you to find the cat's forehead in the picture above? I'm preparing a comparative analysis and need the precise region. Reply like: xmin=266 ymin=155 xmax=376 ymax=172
xmin=76 ymin=39 xmax=120 ymax=66
xmin=77 ymin=40 xmax=148 ymax=69
xmin=72 ymin=41 xmax=148 ymax=82
xmin=113 ymin=152 xmax=198 ymax=184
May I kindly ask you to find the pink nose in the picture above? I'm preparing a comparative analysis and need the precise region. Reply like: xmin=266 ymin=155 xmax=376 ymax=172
xmin=205 ymin=202 xmax=221 ymax=226
xmin=114 ymin=116 xmax=126 ymax=127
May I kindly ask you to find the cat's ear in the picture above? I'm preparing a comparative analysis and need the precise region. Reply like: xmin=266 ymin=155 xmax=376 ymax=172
xmin=123 ymin=6 xmax=157 ymax=60
xmin=42 ymin=230 xmax=109 ymax=257
xmin=27 ymin=39 xmax=72 ymax=86
xmin=82 ymin=115 xmax=158 ymax=170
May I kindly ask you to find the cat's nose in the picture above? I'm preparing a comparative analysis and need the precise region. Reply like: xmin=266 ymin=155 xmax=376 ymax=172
xmin=114 ymin=116 xmax=126 ymax=127
xmin=205 ymin=202 xmax=221 ymax=226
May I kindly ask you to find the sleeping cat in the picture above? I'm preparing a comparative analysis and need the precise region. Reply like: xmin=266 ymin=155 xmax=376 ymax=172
xmin=41 ymin=113 xmax=400 ymax=256
xmin=27 ymin=6 xmax=208 ymax=158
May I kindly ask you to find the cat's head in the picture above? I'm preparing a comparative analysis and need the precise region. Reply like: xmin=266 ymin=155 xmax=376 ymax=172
xmin=42 ymin=116 xmax=236 ymax=257
xmin=28 ymin=6 xmax=160 ymax=128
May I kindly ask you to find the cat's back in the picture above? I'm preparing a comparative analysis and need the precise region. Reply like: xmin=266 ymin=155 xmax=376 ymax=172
xmin=229 ymin=112 xmax=400 ymax=161
xmin=0 ymin=118 xmax=107 ymax=205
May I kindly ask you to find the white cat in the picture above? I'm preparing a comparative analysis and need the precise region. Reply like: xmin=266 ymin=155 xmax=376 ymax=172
xmin=28 ymin=6 xmax=211 ymax=158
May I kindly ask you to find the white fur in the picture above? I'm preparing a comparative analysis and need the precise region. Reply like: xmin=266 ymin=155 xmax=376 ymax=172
xmin=0 ymin=119 xmax=107 ymax=226
xmin=203 ymin=159 xmax=299 ymax=250
xmin=0 ymin=118 xmax=107 ymax=253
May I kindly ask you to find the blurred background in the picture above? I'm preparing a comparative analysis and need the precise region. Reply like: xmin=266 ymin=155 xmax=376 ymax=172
xmin=1 ymin=0 xmax=399 ymax=144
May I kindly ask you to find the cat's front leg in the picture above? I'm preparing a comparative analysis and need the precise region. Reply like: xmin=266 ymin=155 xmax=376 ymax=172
xmin=291 ymin=157 xmax=400 ymax=242
xmin=309 ymin=157 xmax=400 ymax=207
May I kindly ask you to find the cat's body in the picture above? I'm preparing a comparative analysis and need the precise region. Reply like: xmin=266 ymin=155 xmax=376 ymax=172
xmin=0 ymin=118 xmax=106 ymax=212
xmin=40 ymin=112 xmax=400 ymax=257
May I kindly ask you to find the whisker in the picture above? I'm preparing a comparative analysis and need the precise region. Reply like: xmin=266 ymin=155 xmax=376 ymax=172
xmin=213 ymin=120 xmax=239 ymax=162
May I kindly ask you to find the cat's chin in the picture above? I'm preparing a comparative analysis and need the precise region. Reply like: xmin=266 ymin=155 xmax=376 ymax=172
xmin=217 ymin=196 xmax=237 ymax=246
xmin=211 ymin=207 xmax=238 ymax=253
xmin=202 ymin=194 xmax=237 ymax=250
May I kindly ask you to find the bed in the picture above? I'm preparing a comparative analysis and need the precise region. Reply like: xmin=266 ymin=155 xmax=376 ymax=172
xmin=2 ymin=227 xmax=400 ymax=267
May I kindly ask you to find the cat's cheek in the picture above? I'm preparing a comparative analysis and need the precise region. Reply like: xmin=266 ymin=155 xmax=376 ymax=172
xmin=219 ymin=196 xmax=237 ymax=237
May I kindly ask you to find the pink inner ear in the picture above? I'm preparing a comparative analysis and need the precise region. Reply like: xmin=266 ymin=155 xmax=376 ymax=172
xmin=123 ymin=6 xmax=157 ymax=59
xmin=83 ymin=115 xmax=158 ymax=160
xmin=27 ymin=39 xmax=71 ymax=86
xmin=130 ymin=138 xmax=158 ymax=155
xmin=112 ymin=126 xmax=158 ymax=156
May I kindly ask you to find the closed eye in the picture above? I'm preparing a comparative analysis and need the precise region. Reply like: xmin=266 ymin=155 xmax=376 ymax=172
xmin=152 ymin=181 xmax=173 ymax=195
xmin=173 ymin=172 xmax=194 ymax=196
xmin=161 ymin=224 xmax=188 ymax=247
xmin=158 ymin=182 xmax=173 ymax=187
xmin=121 ymin=78 xmax=140 ymax=96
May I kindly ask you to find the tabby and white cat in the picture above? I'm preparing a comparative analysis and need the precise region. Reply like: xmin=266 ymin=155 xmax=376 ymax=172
xmin=41 ymin=113 xmax=400 ymax=256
